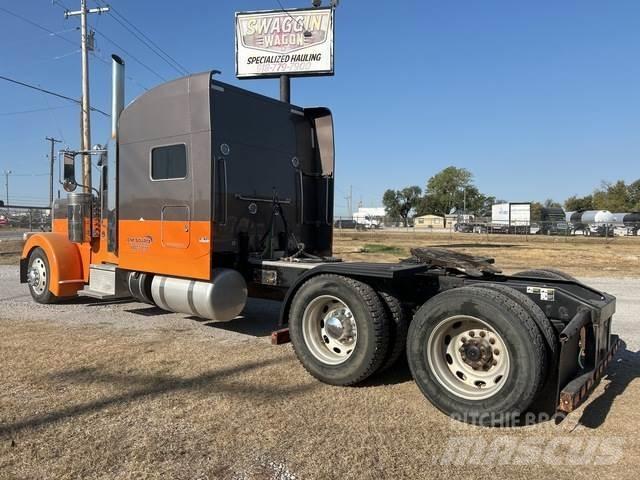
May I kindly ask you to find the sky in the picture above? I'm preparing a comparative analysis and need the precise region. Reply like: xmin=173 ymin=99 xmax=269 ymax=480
xmin=0 ymin=1 xmax=639 ymax=215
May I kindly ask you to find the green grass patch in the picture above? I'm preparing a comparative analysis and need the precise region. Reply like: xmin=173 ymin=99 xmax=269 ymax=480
xmin=361 ymin=243 xmax=404 ymax=255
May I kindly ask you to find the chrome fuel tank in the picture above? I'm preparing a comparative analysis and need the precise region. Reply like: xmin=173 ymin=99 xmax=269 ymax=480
xmin=151 ymin=269 xmax=247 ymax=321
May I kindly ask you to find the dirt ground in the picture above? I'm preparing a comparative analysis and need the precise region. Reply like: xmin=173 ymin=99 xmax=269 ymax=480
xmin=334 ymin=230 xmax=640 ymax=278
xmin=1 ymin=317 xmax=638 ymax=480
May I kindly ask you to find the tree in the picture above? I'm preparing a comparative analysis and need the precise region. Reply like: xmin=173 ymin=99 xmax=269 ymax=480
xmin=565 ymin=194 xmax=594 ymax=212
xmin=383 ymin=186 xmax=422 ymax=227
xmin=530 ymin=201 xmax=543 ymax=221
xmin=418 ymin=166 xmax=486 ymax=216
xmin=593 ymin=181 xmax=631 ymax=212
xmin=629 ymin=179 xmax=640 ymax=211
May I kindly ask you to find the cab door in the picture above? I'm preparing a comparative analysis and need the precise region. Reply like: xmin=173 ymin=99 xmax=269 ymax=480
xmin=161 ymin=205 xmax=190 ymax=248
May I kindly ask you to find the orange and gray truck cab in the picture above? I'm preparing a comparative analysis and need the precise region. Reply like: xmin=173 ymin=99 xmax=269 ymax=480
xmin=22 ymin=69 xmax=335 ymax=314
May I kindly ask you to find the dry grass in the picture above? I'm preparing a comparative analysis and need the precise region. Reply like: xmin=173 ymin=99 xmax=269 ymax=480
xmin=334 ymin=231 xmax=640 ymax=278
xmin=0 ymin=240 xmax=22 ymax=265
xmin=1 ymin=319 xmax=638 ymax=479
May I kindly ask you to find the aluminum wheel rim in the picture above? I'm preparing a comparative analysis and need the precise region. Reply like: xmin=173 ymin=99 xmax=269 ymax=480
xmin=427 ymin=315 xmax=510 ymax=400
xmin=302 ymin=295 xmax=357 ymax=365
xmin=28 ymin=257 xmax=47 ymax=296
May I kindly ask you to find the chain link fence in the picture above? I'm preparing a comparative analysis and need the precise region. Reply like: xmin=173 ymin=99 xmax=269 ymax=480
xmin=0 ymin=205 xmax=51 ymax=240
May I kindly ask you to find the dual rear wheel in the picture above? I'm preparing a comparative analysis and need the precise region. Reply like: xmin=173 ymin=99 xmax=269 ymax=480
xmin=289 ymin=274 xmax=557 ymax=425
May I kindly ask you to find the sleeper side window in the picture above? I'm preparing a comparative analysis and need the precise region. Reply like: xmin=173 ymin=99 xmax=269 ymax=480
xmin=151 ymin=144 xmax=187 ymax=180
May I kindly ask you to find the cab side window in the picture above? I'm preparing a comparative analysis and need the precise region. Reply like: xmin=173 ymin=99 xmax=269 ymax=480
xmin=151 ymin=144 xmax=187 ymax=180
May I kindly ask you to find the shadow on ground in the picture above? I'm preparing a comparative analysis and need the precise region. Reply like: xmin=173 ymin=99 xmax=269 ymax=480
xmin=200 ymin=299 xmax=281 ymax=338
xmin=578 ymin=341 xmax=639 ymax=429
xmin=0 ymin=355 xmax=314 ymax=437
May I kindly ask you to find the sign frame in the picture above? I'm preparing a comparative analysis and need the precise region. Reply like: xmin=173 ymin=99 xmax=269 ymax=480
xmin=235 ymin=7 xmax=335 ymax=79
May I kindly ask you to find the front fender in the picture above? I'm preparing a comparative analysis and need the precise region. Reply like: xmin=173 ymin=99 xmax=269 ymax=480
xmin=21 ymin=233 xmax=85 ymax=297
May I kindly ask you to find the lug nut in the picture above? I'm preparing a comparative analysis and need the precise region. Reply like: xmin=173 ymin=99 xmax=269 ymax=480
xmin=494 ymin=349 xmax=500 ymax=355
xmin=469 ymin=331 xmax=475 ymax=337
xmin=479 ymin=331 xmax=486 ymax=337
xmin=461 ymin=337 xmax=467 ymax=343
xmin=459 ymin=347 xmax=465 ymax=353
xmin=492 ymin=359 xmax=498 ymax=366
xmin=489 ymin=338 xmax=496 ymax=345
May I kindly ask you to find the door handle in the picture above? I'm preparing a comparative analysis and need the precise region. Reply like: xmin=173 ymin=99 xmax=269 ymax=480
xmin=218 ymin=157 xmax=228 ymax=225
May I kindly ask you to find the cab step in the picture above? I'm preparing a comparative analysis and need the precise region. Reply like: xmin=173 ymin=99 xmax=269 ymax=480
xmin=79 ymin=263 xmax=130 ymax=299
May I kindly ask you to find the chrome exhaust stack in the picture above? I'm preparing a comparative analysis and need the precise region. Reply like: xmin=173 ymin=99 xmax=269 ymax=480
xmin=111 ymin=54 xmax=125 ymax=140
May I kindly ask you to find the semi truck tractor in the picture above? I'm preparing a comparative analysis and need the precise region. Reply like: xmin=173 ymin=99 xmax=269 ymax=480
xmin=20 ymin=57 xmax=620 ymax=425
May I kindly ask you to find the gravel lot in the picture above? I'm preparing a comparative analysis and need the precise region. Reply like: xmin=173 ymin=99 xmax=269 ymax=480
xmin=0 ymin=264 xmax=638 ymax=479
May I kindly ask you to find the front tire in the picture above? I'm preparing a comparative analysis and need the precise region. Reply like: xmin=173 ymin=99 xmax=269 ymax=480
xmin=289 ymin=274 xmax=390 ymax=386
xmin=407 ymin=286 xmax=546 ymax=426
xmin=27 ymin=247 xmax=58 ymax=304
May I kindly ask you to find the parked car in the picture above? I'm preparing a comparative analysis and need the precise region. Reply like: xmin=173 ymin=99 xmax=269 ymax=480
xmin=334 ymin=219 xmax=360 ymax=229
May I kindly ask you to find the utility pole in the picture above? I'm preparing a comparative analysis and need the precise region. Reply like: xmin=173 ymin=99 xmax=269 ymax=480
xmin=345 ymin=185 xmax=353 ymax=218
xmin=45 ymin=137 xmax=62 ymax=208
xmin=64 ymin=0 xmax=109 ymax=194
xmin=3 ymin=170 xmax=11 ymax=205
xmin=463 ymin=187 xmax=466 ymax=214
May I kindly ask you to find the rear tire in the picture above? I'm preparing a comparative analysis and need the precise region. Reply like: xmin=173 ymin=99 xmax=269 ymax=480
xmin=377 ymin=291 xmax=409 ymax=372
xmin=472 ymin=283 xmax=558 ymax=388
xmin=27 ymin=247 xmax=58 ymax=304
xmin=407 ymin=286 xmax=546 ymax=426
xmin=289 ymin=274 xmax=390 ymax=386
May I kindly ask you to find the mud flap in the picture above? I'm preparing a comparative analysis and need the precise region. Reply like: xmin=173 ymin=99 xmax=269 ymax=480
xmin=555 ymin=307 xmax=619 ymax=417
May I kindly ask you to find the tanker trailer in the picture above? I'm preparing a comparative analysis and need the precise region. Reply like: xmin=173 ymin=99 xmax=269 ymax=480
xmin=580 ymin=210 xmax=615 ymax=236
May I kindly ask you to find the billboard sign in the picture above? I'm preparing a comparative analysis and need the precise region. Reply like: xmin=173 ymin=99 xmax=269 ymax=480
xmin=235 ymin=7 xmax=334 ymax=78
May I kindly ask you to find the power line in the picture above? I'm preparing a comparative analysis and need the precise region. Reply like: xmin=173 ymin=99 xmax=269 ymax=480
xmin=92 ymin=27 xmax=166 ymax=81
xmin=53 ymin=0 xmax=72 ymax=11
xmin=96 ymin=0 xmax=190 ymax=76
xmin=275 ymin=0 xmax=311 ymax=32
xmin=10 ymin=173 xmax=50 ymax=177
xmin=0 ymin=6 xmax=78 ymax=48
xmin=0 ymin=75 xmax=110 ymax=117
xmin=5 ymin=3 xmax=149 ymax=92
xmin=0 ymin=105 xmax=74 ymax=116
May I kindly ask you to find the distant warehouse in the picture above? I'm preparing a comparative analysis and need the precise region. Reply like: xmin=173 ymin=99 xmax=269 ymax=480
xmin=414 ymin=214 xmax=445 ymax=229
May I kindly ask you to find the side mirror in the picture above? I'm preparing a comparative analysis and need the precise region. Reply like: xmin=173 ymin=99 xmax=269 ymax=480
xmin=62 ymin=151 xmax=77 ymax=192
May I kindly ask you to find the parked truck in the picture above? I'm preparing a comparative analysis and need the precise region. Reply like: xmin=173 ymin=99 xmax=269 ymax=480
xmin=20 ymin=57 xmax=620 ymax=425
xmin=490 ymin=202 xmax=531 ymax=234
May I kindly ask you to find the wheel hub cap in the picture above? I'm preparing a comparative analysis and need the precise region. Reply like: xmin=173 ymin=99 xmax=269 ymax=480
xmin=27 ymin=268 xmax=40 ymax=287
xmin=461 ymin=337 xmax=494 ymax=370
xmin=325 ymin=314 xmax=345 ymax=339
xmin=302 ymin=296 xmax=357 ymax=365
xmin=28 ymin=257 xmax=47 ymax=295
xmin=427 ymin=316 xmax=510 ymax=400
